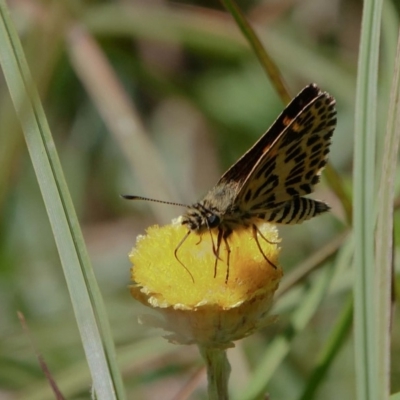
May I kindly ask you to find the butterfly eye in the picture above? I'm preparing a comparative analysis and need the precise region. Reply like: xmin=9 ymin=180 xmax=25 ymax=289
xmin=207 ymin=214 xmax=220 ymax=228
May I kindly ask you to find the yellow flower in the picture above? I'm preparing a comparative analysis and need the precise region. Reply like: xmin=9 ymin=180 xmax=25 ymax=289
xmin=130 ymin=222 xmax=282 ymax=349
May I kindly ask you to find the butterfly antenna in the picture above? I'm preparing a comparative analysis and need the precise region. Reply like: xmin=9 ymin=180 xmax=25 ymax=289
xmin=121 ymin=195 xmax=187 ymax=208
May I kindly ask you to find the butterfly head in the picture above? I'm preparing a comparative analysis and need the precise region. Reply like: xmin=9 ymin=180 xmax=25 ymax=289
xmin=181 ymin=202 xmax=222 ymax=233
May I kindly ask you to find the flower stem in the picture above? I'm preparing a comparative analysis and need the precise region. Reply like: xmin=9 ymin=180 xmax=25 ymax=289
xmin=199 ymin=346 xmax=231 ymax=400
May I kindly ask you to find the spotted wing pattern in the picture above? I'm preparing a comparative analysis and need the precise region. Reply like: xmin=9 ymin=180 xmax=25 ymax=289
xmin=231 ymin=84 xmax=336 ymax=224
xmin=177 ymin=84 xmax=335 ymax=282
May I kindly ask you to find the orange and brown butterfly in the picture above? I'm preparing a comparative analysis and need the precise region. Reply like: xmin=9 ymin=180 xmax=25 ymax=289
xmin=123 ymin=83 xmax=336 ymax=282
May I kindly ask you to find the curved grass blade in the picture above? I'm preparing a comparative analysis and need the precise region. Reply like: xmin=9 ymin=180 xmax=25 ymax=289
xmin=0 ymin=2 xmax=124 ymax=399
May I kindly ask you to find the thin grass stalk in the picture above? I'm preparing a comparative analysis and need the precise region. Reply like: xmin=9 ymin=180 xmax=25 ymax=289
xmin=219 ymin=0 xmax=290 ymax=103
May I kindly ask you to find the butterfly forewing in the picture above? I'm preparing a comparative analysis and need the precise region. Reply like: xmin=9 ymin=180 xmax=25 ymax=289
xmin=183 ymin=83 xmax=336 ymax=230
xmin=236 ymin=85 xmax=336 ymax=216
xmin=217 ymin=84 xmax=324 ymax=186
xmin=264 ymin=198 xmax=329 ymax=225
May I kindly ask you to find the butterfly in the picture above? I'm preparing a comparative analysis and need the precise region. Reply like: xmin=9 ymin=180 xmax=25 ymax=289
xmin=123 ymin=84 xmax=336 ymax=283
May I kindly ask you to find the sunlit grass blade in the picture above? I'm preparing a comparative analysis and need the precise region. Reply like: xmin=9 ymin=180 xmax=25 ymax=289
xmin=353 ymin=0 xmax=384 ymax=399
xmin=0 ymin=2 xmax=124 ymax=399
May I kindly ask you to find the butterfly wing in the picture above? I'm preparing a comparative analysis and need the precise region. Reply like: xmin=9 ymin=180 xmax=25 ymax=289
xmin=221 ymin=84 xmax=336 ymax=215
xmin=217 ymin=84 xmax=324 ymax=187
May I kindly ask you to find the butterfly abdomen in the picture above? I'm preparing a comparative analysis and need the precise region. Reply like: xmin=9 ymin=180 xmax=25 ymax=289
xmin=265 ymin=197 xmax=329 ymax=225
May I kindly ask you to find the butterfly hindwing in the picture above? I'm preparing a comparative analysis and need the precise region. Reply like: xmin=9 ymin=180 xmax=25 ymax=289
xmin=262 ymin=197 xmax=330 ymax=225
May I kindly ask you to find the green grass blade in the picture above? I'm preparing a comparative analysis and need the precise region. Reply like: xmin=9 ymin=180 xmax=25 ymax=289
xmin=375 ymin=27 xmax=400 ymax=399
xmin=0 ymin=3 xmax=124 ymax=399
xmin=297 ymin=296 xmax=353 ymax=400
xmin=353 ymin=0 xmax=384 ymax=399
xmin=237 ymin=262 xmax=336 ymax=400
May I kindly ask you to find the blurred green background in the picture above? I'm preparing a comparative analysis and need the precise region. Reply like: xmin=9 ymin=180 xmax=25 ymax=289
xmin=0 ymin=0 xmax=399 ymax=399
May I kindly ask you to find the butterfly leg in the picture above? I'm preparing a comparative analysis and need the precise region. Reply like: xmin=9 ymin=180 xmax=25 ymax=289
xmin=174 ymin=230 xmax=195 ymax=283
xmin=213 ymin=228 xmax=224 ymax=278
xmin=252 ymin=224 xmax=277 ymax=269
xmin=256 ymin=218 xmax=280 ymax=245
xmin=259 ymin=230 xmax=279 ymax=245
xmin=209 ymin=229 xmax=223 ymax=261
xmin=222 ymin=229 xmax=232 ymax=283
